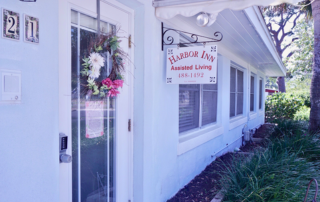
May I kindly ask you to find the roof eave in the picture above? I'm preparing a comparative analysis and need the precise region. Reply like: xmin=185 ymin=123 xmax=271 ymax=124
xmin=244 ymin=6 xmax=286 ymax=76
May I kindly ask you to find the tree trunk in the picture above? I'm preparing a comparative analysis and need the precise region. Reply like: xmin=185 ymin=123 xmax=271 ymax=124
xmin=277 ymin=76 xmax=286 ymax=92
xmin=276 ymin=43 xmax=286 ymax=92
xmin=309 ymin=0 xmax=320 ymax=131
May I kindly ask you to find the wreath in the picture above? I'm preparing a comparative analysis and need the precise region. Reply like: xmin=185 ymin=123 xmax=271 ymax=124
xmin=80 ymin=32 xmax=127 ymax=98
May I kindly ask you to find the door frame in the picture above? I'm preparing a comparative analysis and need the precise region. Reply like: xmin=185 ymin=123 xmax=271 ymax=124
xmin=58 ymin=0 xmax=134 ymax=201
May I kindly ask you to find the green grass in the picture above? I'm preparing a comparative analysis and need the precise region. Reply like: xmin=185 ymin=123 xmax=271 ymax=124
xmin=221 ymin=120 xmax=320 ymax=202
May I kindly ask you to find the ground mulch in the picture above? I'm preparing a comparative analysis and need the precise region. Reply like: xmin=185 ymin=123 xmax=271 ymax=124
xmin=167 ymin=124 xmax=272 ymax=202
xmin=167 ymin=153 xmax=234 ymax=202
xmin=253 ymin=123 xmax=274 ymax=138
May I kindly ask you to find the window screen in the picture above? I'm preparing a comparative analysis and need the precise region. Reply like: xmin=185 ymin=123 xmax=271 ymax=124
xmin=259 ymin=79 xmax=263 ymax=109
xmin=237 ymin=70 xmax=244 ymax=115
xmin=202 ymin=83 xmax=218 ymax=125
xmin=230 ymin=67 xmax=236 ymax=117
xmin=230 ymin=66 xmax=244 ymax=118
xmin=179 ymin=82 xmax=218 ymax=133
xmin=179 ymin=85 xmax=200 ymax=133
xmin=250 ymin=75 xmax=255 ymax=112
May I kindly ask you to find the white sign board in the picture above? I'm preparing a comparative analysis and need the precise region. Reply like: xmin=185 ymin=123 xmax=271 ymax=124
xmin=166 ymin=45 xmax=217 ymax=84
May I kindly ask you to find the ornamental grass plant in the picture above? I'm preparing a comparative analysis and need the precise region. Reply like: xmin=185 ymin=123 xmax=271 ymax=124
xmin=220 ymin=120 xmax=320 ymax=202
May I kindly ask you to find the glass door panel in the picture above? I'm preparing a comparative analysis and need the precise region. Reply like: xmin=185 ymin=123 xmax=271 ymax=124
xmin=71 ymin=11 xmax=115 ymax=202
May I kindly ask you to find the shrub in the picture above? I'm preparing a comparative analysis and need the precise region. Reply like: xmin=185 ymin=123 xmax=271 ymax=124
xmin=294 ymin=106 xmax=310 ymax=121
xmin=265 ymin=92 xmax=309 ymax=123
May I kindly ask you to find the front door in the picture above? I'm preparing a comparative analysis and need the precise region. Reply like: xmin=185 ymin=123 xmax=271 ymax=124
xmin=59 ymin=1 xmax=133 ymax=202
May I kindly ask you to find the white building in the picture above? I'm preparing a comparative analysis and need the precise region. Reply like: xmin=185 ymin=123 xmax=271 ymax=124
xmin=0 ymin=0 xmax=285 ymax=202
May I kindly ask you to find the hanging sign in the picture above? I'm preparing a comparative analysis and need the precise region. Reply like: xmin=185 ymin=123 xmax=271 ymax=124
xmin=2 ymin=8 xmax=20 ymax=40
xmin=85 ymin=101 xmax=104 ymax=139
xmin=24 ymin=14 xmax=39 ymax=43
xmin=166 ymin=45 xmax=217 ymax=84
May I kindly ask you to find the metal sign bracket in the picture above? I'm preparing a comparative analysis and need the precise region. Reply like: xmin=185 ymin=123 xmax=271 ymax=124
xmin=161 ymin=22 xmax=223 ymax=51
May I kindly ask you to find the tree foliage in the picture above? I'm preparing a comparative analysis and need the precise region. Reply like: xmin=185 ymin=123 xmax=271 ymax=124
xmin=286 ymin=77 xmax=311 ymax=93
xmin=262 ymin=1 xmax=312 ymax=92
xmin=265 ymin=77 xmax=278 ymax=90
xmin=284 ymin=20 xmax=314 ymax=79
xmin=263 ymin=4 xmax=302 ymax=59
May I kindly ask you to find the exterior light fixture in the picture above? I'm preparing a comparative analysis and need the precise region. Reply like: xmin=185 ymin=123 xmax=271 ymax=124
xmin=196 ymin=13 xmax=217 ymax=27
xmin=196 ymin=13 xmax=209 ymax=27
xmin=20 ymin=0 xmax=36 ymax=2
xmin=206 ymin=13 xmax=217 ymax=27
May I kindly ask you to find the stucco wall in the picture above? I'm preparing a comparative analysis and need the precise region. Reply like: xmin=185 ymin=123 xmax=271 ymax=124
xmin=130 ymin=1 xmax=266 ymax=201
xmin=0 ymin=0 xmax=267 ymax=202
xmin=0 ymin=1 xmax=59 ymax=201
xmin=153 ymin=52 xmax=266 ymax=202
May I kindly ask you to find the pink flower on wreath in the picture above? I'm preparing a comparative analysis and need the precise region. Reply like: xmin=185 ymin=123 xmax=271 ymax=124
xmin=113 ymin=79 xmax=124 ymax=88
xmin=108 ymin=88 xmax=120 ymax=97
xmin=102 ymin=78 xmax=113 ymax=88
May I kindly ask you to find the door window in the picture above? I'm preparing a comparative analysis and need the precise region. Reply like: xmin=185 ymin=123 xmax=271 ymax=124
xmin=71 ymin=10 xmax=116 ymax=202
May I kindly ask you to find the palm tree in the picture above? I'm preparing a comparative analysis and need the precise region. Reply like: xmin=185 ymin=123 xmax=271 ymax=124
xmin=309 ymin=0 xmax=320 ymax=131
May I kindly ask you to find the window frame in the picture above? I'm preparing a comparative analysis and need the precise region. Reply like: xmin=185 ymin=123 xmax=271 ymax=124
xmin=250 ymin=73 xmax=256 ymax=112
xmin=259 ymin=77 xmax=263 ymax=110
xmin=230 ymin=65 xmax=244 ymax=118
xmin=179 ymin=82 xmax=219 ymax=134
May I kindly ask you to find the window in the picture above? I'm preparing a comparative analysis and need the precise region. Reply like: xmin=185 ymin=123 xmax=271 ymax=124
xmin=259 ymin=78 xmax=263 ymax=110
xmin=230 ymin=66 xmax=244 ymax=118
xmin=179 ymin=83 xmax=218 ymax=133
xmin=250 ymin=74 xmax=255 ymax=112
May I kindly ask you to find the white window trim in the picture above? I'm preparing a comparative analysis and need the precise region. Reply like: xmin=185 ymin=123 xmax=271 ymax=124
xmin=179 ymin=84 xmax=218 ymax=134
xmin=259 ymin=77 xmax=264 ymax=111
xmin=178 ymin=124 xmax=224 ymax=155
xmin=230 ymin=64 xmax=245 ymax=118
xmin=259 ymin=77 xmax=264 ymax=117
xmin=249 ymin=113 xmax=258 ymax=120
xmin=229 ymin=115 xmax=248 ymax=130
xmin=250 ymin=73 xmax=256 ymax=113
xmin=229 ymin=62 xmax=247 ymax=129
xmin=259 ymin=110 xmax=264 ymax=117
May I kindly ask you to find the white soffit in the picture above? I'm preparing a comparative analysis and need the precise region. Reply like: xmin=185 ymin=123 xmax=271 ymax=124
xmin=155 ymin=0 xmax=302 ymax=20
xmin=162 ymin=8 xmax=286 ymax=76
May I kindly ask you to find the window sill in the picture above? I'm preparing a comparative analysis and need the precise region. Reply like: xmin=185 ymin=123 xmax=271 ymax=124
xmin=249 ymin=112 xmax=257 ymax=120
xmin=178 ymin=124 xmax=224 ymax=156
xmin=229 ymin=115 xmax=247 ymax=130
xmin=259 ymin=110 xmax=264 ymax=117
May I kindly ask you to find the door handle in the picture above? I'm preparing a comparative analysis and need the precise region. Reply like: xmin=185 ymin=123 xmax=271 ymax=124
xmin=60 ymin=154 xmax=72 ymax=163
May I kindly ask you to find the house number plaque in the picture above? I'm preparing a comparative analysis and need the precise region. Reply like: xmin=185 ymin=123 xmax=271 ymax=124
xmin=2 ymin=8 xmax=20 ymax=40
xmin=24 ymin=14 xmax=39 ymax=43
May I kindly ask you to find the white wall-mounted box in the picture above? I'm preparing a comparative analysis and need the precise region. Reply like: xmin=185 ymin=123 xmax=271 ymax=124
xmin=0 ymin=69 xmax=21 ymax=103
